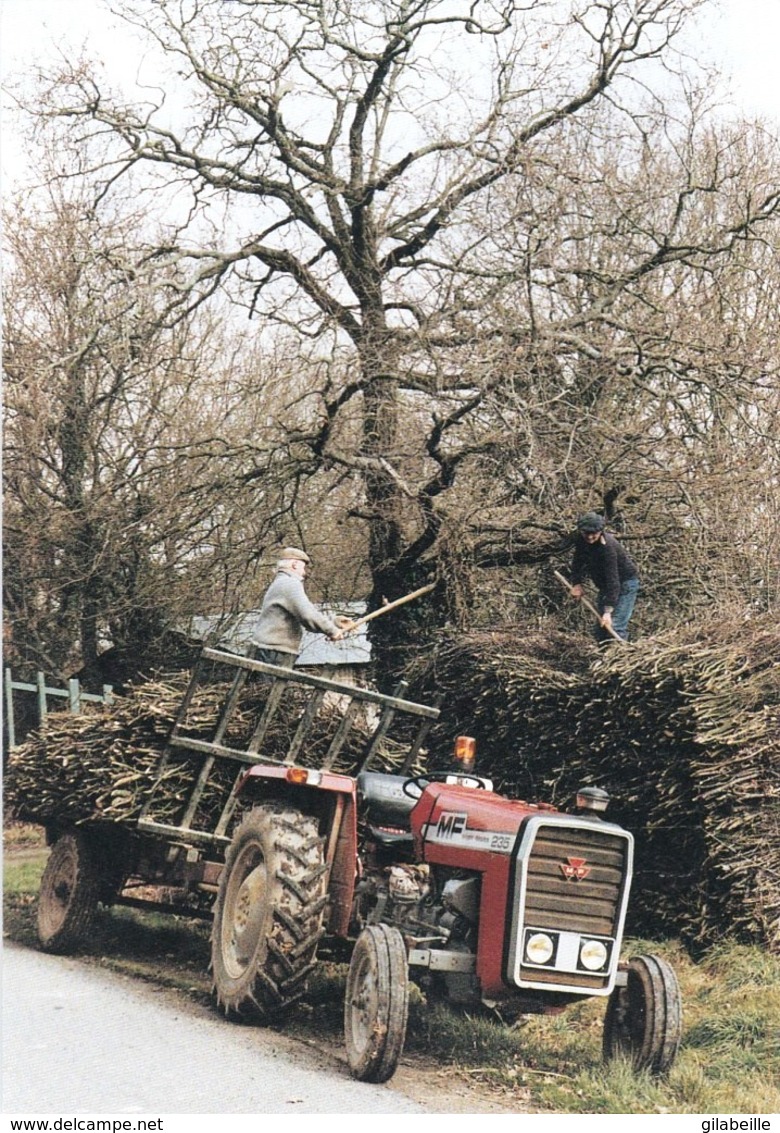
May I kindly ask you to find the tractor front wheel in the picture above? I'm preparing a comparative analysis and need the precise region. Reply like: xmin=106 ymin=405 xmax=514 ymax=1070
xmin=211 ymin=805 xmax=327 ymax=1020
xmin=344 ymin=923 xmax=409 ymax=1083
xmin=603 ymin=953 xmax=682 ymax=1075
xmin=37 ymin=830 xmax=101 ymax=953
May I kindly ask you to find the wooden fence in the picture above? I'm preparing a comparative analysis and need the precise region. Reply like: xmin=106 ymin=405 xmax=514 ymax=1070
xmin=3 ymin=668 xmax=114 ymax=750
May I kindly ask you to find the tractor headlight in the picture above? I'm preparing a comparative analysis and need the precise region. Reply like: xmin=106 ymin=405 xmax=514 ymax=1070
xmin=579 ymin=938 xmax=609 ymax=972
xmin=525 ymin=932 xmax=556 ymax=966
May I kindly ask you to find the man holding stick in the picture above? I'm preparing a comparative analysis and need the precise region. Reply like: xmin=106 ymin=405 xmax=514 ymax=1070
xmin=569 ymin=513 xmax=640 ymax=643
xmin=251 ymin=547 xmax=356 ymax=666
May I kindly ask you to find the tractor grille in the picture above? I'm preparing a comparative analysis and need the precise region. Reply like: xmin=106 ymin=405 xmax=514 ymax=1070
xmin=524 ymin=824 xmax=628 ymax=935
xmin=511 ymin=819 xmax=632 ymax=993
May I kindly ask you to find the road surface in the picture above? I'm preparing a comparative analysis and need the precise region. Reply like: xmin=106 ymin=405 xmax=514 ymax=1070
xmin=2 ymin=942 xmax=429 ymax=1114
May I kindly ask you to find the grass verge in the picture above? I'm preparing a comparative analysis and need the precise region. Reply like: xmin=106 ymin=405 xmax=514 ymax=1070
xmin=4 ymin=830 xmax=778 ymax=1114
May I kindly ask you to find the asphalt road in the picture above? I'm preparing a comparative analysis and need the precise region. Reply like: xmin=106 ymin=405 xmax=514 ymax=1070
xmin=2 ymin=942 xmax=428 ymax=1115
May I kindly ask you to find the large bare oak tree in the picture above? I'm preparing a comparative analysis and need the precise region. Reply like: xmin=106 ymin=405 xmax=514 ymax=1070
xmin=9 ymin=0 xmax=779 ymax=670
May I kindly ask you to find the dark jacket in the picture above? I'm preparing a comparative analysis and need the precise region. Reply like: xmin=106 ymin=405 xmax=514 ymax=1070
xmin=571 ymin=533 xmax=638 ymax=608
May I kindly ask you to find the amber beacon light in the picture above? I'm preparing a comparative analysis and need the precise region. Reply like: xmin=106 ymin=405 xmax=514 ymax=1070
xmin=453 ymin=735 xmax=477 ymax=772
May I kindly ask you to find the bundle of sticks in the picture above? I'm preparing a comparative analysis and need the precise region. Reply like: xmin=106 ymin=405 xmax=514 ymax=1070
xmin=6 ymin=585 xmax=441 ymax=833
xmin=3 ymin=672 xmax=386 ymax=833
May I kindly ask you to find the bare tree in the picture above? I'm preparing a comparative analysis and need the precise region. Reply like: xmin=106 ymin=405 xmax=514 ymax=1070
xmin=461 ymin=111 xmax=780 ymax=625
xmin=12 ymin=0 xmax=779 ymax=668
xmin=2 ymin=148 xmax=350 ymax=678
xmin=12 ymin=13 xmax=699 ymax=599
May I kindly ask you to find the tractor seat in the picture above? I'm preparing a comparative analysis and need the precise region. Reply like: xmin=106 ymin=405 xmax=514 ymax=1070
xmin=356 ymin=771 xmax=417 ymax=846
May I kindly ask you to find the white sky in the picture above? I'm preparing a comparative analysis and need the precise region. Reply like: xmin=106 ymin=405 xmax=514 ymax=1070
xmin=0 ymin=0 xmax=778 ymax=185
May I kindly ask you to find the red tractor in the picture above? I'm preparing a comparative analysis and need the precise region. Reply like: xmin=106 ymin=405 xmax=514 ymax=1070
xmin=210 ymin=745 xmax=681 ymax=1082
xmin=36 ymin=649 xmax=682 ymax=1083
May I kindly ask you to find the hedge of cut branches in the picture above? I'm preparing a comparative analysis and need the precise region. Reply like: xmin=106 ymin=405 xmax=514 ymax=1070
xmin=6 ymin=620 xmax=777 ymax=953
xmin=3 ymin=670 xmax=388 ymax=835
xmin=405 ymin=620 xmax=780 ymax=955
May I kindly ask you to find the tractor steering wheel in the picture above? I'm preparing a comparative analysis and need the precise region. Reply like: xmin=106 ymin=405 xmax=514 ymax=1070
xmin=402 ymin=771 xmax=486 ymax=799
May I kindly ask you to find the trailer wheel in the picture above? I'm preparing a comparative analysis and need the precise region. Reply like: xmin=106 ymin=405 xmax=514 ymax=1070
xmin=211 ymin=805 xmax=327 ymax=1020
xmin=37 ymin=830 xmax=101 ymax=953
xmin=344 ymin=924 xmax=409 ymax=1083
xmin=603 ymin=953 xmax=682 ymax=1075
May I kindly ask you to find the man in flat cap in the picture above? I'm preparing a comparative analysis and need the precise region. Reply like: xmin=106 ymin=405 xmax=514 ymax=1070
xmin=570 ymin=513 xmax=640 ymax=642
xmin=251 ymin=547 xmax=355 ymax=666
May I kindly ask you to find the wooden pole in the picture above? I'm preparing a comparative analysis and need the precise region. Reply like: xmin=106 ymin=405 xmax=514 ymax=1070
xmin=553 ymin=570 xmax=627 ymax=645
xmin=348 ymin=582 xmax=435 ymax=631
xmin=37 ymin=671 xmax=48 ymax=729
xmin=4 ymin=667 xmax=16 ymax=750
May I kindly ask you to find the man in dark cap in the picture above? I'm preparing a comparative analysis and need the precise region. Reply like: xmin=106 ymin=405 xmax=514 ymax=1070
xmin=570 ymin=513 xmax=640 ymax=642
xmin=251 ymin=547 xmax=355 ymax=666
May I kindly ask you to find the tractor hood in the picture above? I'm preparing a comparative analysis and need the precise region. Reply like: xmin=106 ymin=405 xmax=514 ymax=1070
xmin=411 ymin=781 xmax=559 ymax=861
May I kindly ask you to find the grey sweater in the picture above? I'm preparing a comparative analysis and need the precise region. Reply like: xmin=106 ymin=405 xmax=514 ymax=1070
xmin=251 ymin=568 xmax=339 ymax=655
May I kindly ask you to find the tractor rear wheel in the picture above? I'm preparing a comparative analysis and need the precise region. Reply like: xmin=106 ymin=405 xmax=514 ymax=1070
xmin=211 ymin=805 xmax=327 ymax=1020
xmin=344 ymin=923 xmax=409 ymax=1083
xmin=603 ymin=953 xmax=682 ymax=1074
xmin=37 ymin=830 xmax=101 ymax=953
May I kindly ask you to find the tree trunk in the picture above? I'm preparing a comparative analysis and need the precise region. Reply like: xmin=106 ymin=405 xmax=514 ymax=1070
xmin=358 ymin=328 xmax=425 ymax=679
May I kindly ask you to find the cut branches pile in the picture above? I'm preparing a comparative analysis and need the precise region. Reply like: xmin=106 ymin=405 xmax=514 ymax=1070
xmin=3 ymin=670 xmax=391 ymax=834
xmin=7 ymin=617 xmax=778 ymax=955
xmin=406 ymin=619 xmax=780 ymax=955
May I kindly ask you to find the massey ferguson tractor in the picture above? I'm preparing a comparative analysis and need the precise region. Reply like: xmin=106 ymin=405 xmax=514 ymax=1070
xmin=35 ymin=648 xmax=682 ymax=1084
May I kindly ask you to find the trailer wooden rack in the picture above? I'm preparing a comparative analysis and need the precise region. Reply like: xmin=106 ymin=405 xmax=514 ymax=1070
xmin=137 ymin=647 xmax=441 ymax=850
